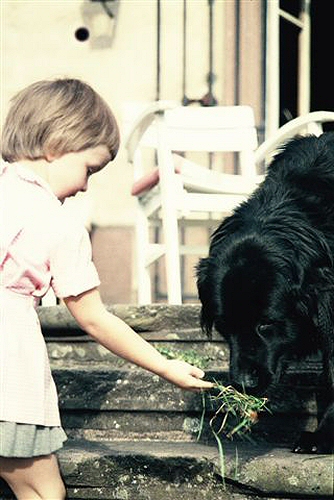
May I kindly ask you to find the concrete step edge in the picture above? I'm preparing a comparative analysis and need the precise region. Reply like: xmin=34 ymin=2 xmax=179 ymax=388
xmin=58 ymin=439 xmax=333 ymax=498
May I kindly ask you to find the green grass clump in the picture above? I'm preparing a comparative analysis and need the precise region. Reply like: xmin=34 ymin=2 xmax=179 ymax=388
xmin=209 ymin=382 xmax=269 ymax=440
xmin=201 ymin=382 xmax=269 ymax=487
xmin=157 ymin=346 xmax=269 ymax=486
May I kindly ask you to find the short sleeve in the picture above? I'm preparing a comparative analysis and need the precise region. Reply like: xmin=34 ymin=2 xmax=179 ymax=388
xmin=50 ymin=222 xmax=100 ymax=298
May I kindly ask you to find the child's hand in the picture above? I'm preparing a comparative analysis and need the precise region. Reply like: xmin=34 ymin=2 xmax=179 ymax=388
xmin=159 ymin=359 xmax=214 ymax=392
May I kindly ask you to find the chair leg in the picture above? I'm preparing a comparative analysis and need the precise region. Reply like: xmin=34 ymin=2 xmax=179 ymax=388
xmin=135 ymin=203 xmax=152 ymax=304
xmin=155 ymin=115 xmax=183 ymax=304
xmin=161 ymin=206 xmax=182 ymax=304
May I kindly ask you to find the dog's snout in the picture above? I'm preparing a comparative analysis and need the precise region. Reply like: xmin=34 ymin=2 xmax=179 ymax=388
xmin=231 ymin=369 xmax=259 ymax=391
xmin=242 ymin=372 xmax=259 ymax=389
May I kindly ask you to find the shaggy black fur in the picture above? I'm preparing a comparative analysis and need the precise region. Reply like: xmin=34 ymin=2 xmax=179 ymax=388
xmin=197 ymin=132 xmax=334 ymax=453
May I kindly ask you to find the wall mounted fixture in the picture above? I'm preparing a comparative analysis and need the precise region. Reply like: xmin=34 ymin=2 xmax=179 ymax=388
xmin=76 ymin=0 xmax=120 ymax=48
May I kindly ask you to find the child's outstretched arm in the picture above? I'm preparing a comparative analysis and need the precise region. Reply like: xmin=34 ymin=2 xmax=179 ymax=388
xmin=64 ymin=288 xmax=213 ymax=392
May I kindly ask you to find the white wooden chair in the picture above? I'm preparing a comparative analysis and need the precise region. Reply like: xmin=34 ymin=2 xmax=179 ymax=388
xmin=125 ymin=104 xmax=334 ymax=304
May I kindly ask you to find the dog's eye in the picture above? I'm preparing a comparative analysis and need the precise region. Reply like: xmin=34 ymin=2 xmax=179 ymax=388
xmin=256 ymin=323 xmax=272 ymax=336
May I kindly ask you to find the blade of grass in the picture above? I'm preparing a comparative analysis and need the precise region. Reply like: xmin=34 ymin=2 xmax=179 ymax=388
xmin=211 ymin=426 xmax=226 ymax=490
xmin=197 ymin=391 xmax=206 ymax=441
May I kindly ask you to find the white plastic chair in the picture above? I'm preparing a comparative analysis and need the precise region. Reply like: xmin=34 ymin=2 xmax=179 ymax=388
xmin=255 ymin=110 xmax=334 ymax=165
xmin=125 ymin=104 xmax=334 ymax=304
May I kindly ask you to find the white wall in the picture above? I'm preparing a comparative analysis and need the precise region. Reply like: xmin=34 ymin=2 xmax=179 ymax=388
xmin=1 ymin=0 xmax=224 ymax=226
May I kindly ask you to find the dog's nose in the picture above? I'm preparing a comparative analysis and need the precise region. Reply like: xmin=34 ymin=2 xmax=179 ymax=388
xmin=232 ymin=371 xmax=259 ymax=391
xmin=242 ymin=372 xmax=259 ymax=389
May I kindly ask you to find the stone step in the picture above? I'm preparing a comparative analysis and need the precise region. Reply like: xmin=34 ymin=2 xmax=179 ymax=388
xmin=47 ymin=337 xmax=228 ymax=366
xmin=43 ymin=303 xmax=326 ymax=446
xmin=1 ymin=305 xmax=331 ymax=500
xmin=52 ymin=360 xmax=326 ymax=446
xmin=1 ymin=439 xmax=332 ymax=499
xmin=39 ymin=304 xmax=209 ymax=338
xmin=41 ymin=304 xmax=331 ymax=499
xmin=43 ymin=304 xmax=324 ymax=391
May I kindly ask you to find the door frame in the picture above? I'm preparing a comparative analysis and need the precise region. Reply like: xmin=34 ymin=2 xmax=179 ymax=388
xmin=265 ymin=0 xmax=311 ymax=137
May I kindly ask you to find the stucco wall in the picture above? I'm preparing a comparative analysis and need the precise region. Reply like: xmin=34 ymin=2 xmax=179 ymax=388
xmin=1 ymin=0 xmax=225 ymax=227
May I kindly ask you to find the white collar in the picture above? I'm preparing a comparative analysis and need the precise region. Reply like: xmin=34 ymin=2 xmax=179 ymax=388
xmin=1 ymin=159 xmax=59 ymax=202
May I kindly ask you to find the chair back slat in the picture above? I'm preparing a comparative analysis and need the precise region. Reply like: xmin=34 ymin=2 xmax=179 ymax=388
xmin=140 ymin=105 xmax=258 ymax=153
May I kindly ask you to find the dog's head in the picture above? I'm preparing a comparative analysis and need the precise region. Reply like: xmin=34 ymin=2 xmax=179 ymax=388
xmin=197 ymin=219 xmax=334 ymax=395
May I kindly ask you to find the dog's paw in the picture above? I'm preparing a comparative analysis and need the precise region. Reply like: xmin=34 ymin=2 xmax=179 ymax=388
xmin=293 ymin=431 xmax=319 ymax=453
xmin=293 ymin=431 xmax=333 ymax=454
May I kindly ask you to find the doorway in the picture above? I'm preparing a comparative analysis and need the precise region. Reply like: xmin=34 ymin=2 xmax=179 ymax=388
xmin=280 ymin=0 xmax=333 ymax=128
xmin=310 ymin=1 xmax=334 ymax=121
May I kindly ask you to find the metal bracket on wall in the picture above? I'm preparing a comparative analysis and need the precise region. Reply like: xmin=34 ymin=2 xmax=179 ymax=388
xmin=79 ymin=0 xmax=120 ymax=48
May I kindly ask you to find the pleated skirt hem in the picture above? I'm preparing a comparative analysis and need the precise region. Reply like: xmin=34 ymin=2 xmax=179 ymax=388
xmin=0 ymin=421 xmax=67 ymax=458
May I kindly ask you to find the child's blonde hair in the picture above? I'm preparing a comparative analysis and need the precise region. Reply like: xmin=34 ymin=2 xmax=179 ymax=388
xmin=1 ymin=78 xmax=120 ymax=162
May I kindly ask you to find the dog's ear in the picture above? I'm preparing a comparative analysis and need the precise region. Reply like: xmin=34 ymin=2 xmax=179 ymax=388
xmin=288 ymin=227 xmax=334 ymax=320
xmin=311 ymin=275 xmax=334 ymax=386
xmin=310 ymin=267 xmax=334 ymax=344
xmin=294 ymin=266 xmax=334 ymax=334
xmin=196 ymin=257 xmax=215 ymax=338
xmin=316 ymin=292 xmax=334 ymax=388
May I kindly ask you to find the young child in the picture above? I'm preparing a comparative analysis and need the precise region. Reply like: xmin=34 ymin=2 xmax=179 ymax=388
xmin=0 ymin=78 xmax=213 ymax=500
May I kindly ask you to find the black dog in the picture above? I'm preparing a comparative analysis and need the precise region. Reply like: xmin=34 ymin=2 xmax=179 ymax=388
xmin=197 ymin=132 xmax=334 ymax=453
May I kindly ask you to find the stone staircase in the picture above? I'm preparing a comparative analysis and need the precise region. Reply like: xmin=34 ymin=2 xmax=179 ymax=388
xmin=1 ymin=304 xmax=333 ymax=500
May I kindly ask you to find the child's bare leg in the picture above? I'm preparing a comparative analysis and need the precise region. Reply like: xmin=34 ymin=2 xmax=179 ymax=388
xmin=0 ymin=454 xmax=66 ymax=500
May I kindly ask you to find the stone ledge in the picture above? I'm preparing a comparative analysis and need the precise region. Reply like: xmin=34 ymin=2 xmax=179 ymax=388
xmin=53 ymin=362 xmax=327 ymax=445
xmin=52 ymin=364 xmax=322 ymax=415
xmin=47 ymin=339 xmax=228 ymax=363
xmin=38 ymin=304 xmax=206 ymax=335
xmin=1 ymin=439 xmax=332 ymax=499
xmin=59 ymin=439 xmax=334 ymax=499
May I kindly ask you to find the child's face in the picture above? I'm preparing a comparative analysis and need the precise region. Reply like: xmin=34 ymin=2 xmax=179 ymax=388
xmin=47 ymin=146 xmax=111 ymax=202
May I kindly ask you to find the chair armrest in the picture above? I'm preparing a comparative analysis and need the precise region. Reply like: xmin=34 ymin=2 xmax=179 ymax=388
xmin=124 ymin=100 xmax=178 ymax=163
xmin=255 ymin=111 xmax=334 ymax=166
xmin=131 ymin=153 xmax=264 ymax=197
